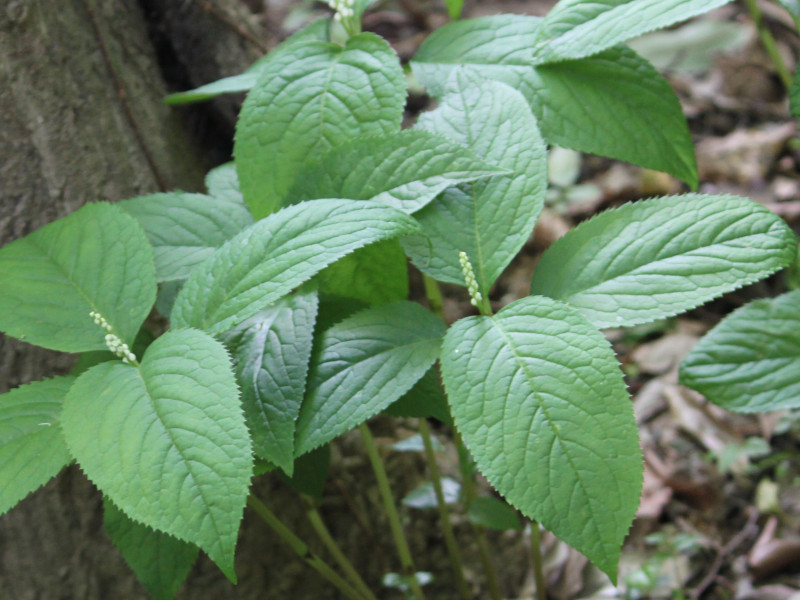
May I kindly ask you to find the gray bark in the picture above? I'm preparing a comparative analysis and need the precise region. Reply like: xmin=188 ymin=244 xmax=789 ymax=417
xmin=0 ymin=1 xmax=202 ymax=597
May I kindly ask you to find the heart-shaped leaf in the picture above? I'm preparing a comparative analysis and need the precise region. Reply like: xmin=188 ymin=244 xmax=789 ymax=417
xmin=61 ymin=329 xmax=252 ymax=580
xmin=440 ymin=296 xmax=642 ymax=580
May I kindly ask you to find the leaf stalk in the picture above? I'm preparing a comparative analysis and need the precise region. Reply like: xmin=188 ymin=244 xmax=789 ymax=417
xmin=359 ymin=423 xmax=427 ymax=600
xmin=530 ymin=521 xmax=547 ymax=600
xmin=247 ymin=494 xmax=370 ymax=600
xmin=745 ymin=0 xmax=793 ymax=90
xmin=302 ymin=495 xmax=378 ymax=600
xmin=418 ymin=418 xmax=471 ymax=599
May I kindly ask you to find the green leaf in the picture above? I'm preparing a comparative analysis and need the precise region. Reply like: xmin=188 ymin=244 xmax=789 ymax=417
xmin=164 ymin=71 xmax=261 ymax=105
xmin=104 ymin=499 xmax=198 ymax=600
xmin=283 ymin=129 xmax=508 ymax=213
xmin=222 ymin=286 xmax=319 ymax=474
xmin=532 ymin=0 xmax=732 ymax=63
xmin=279 ymin=445 xmax=331 ymax=502
xmin=295 ymin=301 xmax=446 ymax=456
xmin=680 ymin=290 xmax=800 ymax=413
xmin=0 ymin=376 xmax=74 ymax=516
xmin=402 ymin=73 xmax=546 ymax=294
xmin=170 ymin=199 xmax=419 ymax=335
xmin=0 ymin=202 xmax=156 ymax=352
xmin=440 ymin=296 xmax=642 ymax=580
xmin=317 ymin=240 xmax=409 ymax=306
xmin=205 ymin=163 xmax=244 ymax=206
xmin=164 ymin=19 xmax=329 ymax=105
xmin=234 ymin=33 xmax=405 ymax=218
xmin=467 ymin=497 xmax=522 ymax=531
xmin=119 ymin=193 xmax=253 ymax=282
xmin=61 ymin=329 xmax=252 ymax=580
xmin=411 ymin=15 xmax=697 ymax=186
xmin=386 ymin=366 xmax=453 ymax=425
xmin=530 ymin=194 xmax=798 ymax=329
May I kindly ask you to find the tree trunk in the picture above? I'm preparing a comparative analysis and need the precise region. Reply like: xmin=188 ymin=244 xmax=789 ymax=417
xmin=0 ymin=1 xmax=204 ymax=597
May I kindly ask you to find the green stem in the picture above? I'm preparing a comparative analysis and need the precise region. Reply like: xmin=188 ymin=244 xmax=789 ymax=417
xmin=530 ymin=521 xmax=547 ymax=600
xmin=452 ymin=428 xmax=504 ymax=597
xmin=452 ymin=429 xmax=476 ymax=505
xmin=745 ymin=0 xmax=793 ymax=90
xmin=359 ymin=423 xmax=427 ymax=600
xmin=302 ymin=495 xmax=378 ymax=600
xmin=247 ymin=495 xmax=369 ymax=600
xmin=422 ymin=274 xmax=445 ymax=320
xmin=477 ymin=293 xmax=494 ymax=317
xmin=418 ymin=419 xmax=471 ymax=600
xmin=474 ymin=525 xmax=503 ymax=600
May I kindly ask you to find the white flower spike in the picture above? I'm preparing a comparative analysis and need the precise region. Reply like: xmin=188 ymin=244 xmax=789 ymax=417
xmin=458 ymin=251 xmax=483 ymax=308
xmin=90 ymin=310 xmax=138 ymax=365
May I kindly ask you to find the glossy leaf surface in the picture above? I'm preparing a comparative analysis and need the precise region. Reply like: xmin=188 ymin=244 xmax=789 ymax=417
xmin=533 ymin=0 xmax=732 ymax=63
xmin=403 ymin=73 xmax=546 ymax=293
xmin=223 ymin=286 xmax=319 ymax=474
xmin=284 ymin=129 xmax=508 ymax=213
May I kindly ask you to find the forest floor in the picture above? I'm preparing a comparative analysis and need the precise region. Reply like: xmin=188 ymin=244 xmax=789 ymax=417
xmin=200 ymin=1 xmax=800 ymax=598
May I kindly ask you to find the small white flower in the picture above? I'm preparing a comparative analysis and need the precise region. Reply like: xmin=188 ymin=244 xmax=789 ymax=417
xmin=458 ymin=251 xmax=483 ymax=307
xmin=92 ymin=310 xmax=138 ymax=364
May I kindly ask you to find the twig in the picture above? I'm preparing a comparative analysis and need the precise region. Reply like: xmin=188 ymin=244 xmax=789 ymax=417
xmin=359 ymin=423 xmax=427 ymax=600
xmin=247 ymin=494 xmax=370 ymax=600
xmin=530 ymin=521 xmax=547 ymax=600
xmin=689 ymin=507 xmax=760 ymax=599
xmin=744 ymin=0 xmax=793 ymax=91
xmin=302 ymin=495 xmax=378 ymax=600
xmin=418 ymin=419 xmax=471 ymax=599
